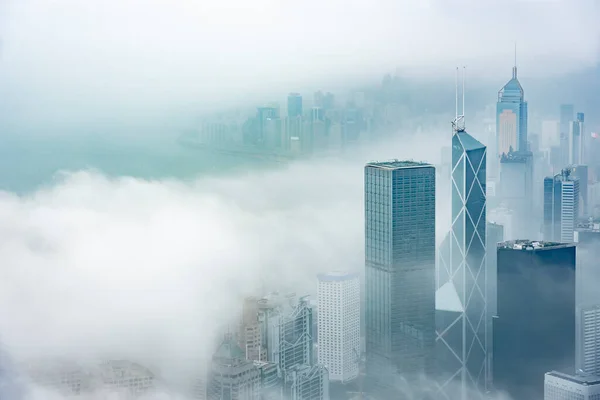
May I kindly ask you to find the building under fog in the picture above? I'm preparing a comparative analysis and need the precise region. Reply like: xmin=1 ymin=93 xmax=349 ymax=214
xmin=544 ymin=169 xmax=580 ymax=243
xmin=544 ymin=371 xmax=600 ymax=400
xmin=364 ymin=160 xmax=436 ymax=396
xmin=496 ymin=61 xmax=528 ymax=155
xmin=436 ymin=125 xmax=488 ymax=398
xmin=498 ymin=150 xmax=534 ymax=237
xmin=283 ymin=364 xmax=329 ymax=400
xmin=494 ymin=240 xmax=577 ymax=400
xmin=207 ymin=334 xmax=261 ymax=400
xmin=317 ymin=272 xmax=360 ymax=384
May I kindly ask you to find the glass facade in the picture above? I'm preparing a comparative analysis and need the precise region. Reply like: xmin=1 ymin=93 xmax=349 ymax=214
xmin=437 ymin=130 xmax=488 ymax=399
xmin=364 ymin=161 xmax=436 ymax=394
xmin=496 ymin=66 xmax=528 ymax=155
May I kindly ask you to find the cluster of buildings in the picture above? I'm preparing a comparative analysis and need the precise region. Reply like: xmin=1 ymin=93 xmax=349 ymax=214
xmin=182 ymin=88 xmax=414 ymax=158
xmin=199 ymin=61 xmax=599 ymax=400
xmin=22 ymin=359 xmax=156 ymax=398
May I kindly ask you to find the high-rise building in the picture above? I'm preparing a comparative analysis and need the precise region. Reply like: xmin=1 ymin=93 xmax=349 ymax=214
xmin=544 ymin=169 xmax=580 ymax=242
xmin=486 ymin=222 xmax=504 ymax=389
xmin=437 ymin=126 xmax=488 ymax=398
xmin=560 ymin=104 xmax=575 ymax=168
xmin=364 ymin=161 xmax=436 ymax=395
xmin=207 ymin=334 xmax=261 ymax=400
xmin=497 ymin=63 xmax=528 ymax=155
xmin=317 ymin=272 xmax=360 ymax=383
xmin=570 ymin=165 xmax=589 ymax=217
xmin=494 ymin=240 xmax=577 ymax=400
xmin=239 ymin=296 xmax=267 ymax=362
xmin=544 ymin=371 xmax=600 ymax=400
xmin=287 ymin=93 xmax=303 ymax=118
xmin=283 ymin=364 xmax=329 ymax=400
xmin=498 ymin=151 xmax=534 ymax=237
xmin=569 ymin=113 xmax=586 ymax=165
xmin=577 ymin=305 xmax=600 ymax=376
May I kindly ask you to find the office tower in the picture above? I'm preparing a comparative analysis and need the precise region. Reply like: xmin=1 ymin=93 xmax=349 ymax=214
xmin=560 ymin=104 xmax=575 ymax=167
xmin=239 ymin=297 xmax=267 ymax=362
xmin=541 ymin=120 xmax=560 ymax=153
xmin=317 ymin=272 xmax=360 ymax=383
xmin=485 ymin=222 xmax=504 ymax=389
xmin=570 ymin=165 xmax=589 ymax=217
xmin=283 ymin=364 xmax=329 ymax=400
xmin=364 ymin=161 xmax=436 ymax=395
xmin=577 ymin=305 xmax=600 ymax=376
xmin=498 ymin=151 xmax=534 ymax=237
xmin=544 ymin=169 xmax=580 ymax=242
xmin=255 ymin=361 xmax=281 ymax=400
xmin=560 ymin=104 xmax=575 ymax=139
xmin=569 ymin=113 xmax=586 ymax=165
xmin=437 ymin=122 xmax=488 ymax=397
xmin=494 ymin=240 xmax=576 ymax=399
xmin=314 ymin=91 xmax=335 ymax=111
xmin=497 ymin=61 xmax=528 ymax=155
xmin=544 ymin=371 xmax=600 ymax=400
xmin=287 ymin=93 xmax=303 ymax=118
xmin=207 ymin=334 xmax=261 ymax=400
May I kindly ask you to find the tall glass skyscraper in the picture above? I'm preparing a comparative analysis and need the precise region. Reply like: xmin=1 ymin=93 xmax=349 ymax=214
xmin=496 ymin=64 xmax=528 ymax=155
xmin=364 ymin=161 xmax=436 ymax=396
xmin=437 ymin=128 xmax=488 ymax=399
xmin=543 ymin=169 xmax=580 ymax=243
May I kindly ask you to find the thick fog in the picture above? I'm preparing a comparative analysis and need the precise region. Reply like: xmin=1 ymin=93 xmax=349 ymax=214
xmin=0 ymin=0 xmax=599 ymax=123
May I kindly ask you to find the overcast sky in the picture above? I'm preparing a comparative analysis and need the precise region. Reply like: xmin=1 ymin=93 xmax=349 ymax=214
xmin=0 ymin=0 xmax=598 ymax=120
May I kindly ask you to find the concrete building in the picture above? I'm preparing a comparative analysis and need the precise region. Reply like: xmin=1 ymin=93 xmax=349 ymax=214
xmin=544 ymin=168 xmax=580 ymax=242
xmin=207 ymin=334 xmax=261 ymax=400
xmin=317 ymin=272 xmax=360 ymax=384
xmin=545 ymin=371 xmax=600 ymax=400
xmin=239 ymin=296 xmax=267 ymax=362
xmin=283 ymin=364 xmax=329 ymax=400
xmin=494 ymin=240 xmax=577 ymax=399
xmin=577 ymin=305 xmax=600 ymax=376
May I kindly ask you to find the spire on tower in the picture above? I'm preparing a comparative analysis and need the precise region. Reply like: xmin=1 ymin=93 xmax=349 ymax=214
xmin=512 ymin=42 xmax=517 ymax=79
xmin=452 ymin=66 xmax=466 ymax=133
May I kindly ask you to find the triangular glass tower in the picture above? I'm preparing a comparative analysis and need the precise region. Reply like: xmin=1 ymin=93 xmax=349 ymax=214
xmin=437 ymin=125 xmax=488 ymax=399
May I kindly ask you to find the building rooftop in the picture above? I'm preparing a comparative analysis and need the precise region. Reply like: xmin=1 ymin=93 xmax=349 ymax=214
xmin=546 ymin=371 xmax=600 ymax=386
xmin=365 ymin=160 xmax=431 ymax=170
xmin=497 ymin=240 xmax=574 ymax=251
xmin=96 ymin=360 xmax=154 ymax=380
xmin=214 ymin=334 xmax=246 ymax=362
xmin=317 ymin=272 xmax=359 ymax=282
xmin=454 ymin=130 xmax=486 ymax=151
xmin=500 ymin=151 xmax=533 ymax=163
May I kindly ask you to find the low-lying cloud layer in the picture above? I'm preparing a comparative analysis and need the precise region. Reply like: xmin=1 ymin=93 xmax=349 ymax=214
xmin=0 ymin=132 xmax=450 ymax=397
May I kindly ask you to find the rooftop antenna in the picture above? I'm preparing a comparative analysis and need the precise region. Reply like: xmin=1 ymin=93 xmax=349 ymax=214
xmin=513 ymin=42 xmax=518 ymax=79
xmin=452 ymin=67 xmax=466 ymax=133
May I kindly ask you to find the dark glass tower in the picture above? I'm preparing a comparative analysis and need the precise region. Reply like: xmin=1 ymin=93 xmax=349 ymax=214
xmin=364 ymin=161 xmax=436 ymax=396
xmin=493 ymin=240 xmax=576 ymax=400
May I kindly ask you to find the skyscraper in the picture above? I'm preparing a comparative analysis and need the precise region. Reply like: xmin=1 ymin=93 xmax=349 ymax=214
xmin=568 ymin=113 xmax=585 ymax=165
xmin=207 ymin=334 xmax=262 ymax=400
xmin=317 ymin=272 xmax=360 ymax=383
xmin=364 ymin=161 xmax=436 ymax=395
xmin=497 ymin=62 xmax=528 ymax=155
xmin=577 ymin=304 xmax=600 ymax=376
xmin=287 ymin=93 xmax=303 ymax=118
xmin=560 ymin=104 xmax=575 ymax=167
xmin=498 ymin=151 xmax=534 ymax=237
xmin=494 ymin=240 xmax=577 ymax=399
xmin=543 ymin=169 xmax=580 ymax=242
xmin=437 ymin=121 xmax=488 ymax=398
xmin=545 ymin=371 xmax=600 ymax=400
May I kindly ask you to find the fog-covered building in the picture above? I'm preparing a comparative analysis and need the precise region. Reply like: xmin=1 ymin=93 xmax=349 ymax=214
xmin=494 ymin=240 xmax=577 ymax=399
xmin=544 ymin=371 xmax=600 ymax=400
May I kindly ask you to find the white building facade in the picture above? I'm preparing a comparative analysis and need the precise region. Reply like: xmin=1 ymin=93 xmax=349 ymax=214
xmin=578 ymin=305 xmax=600 ymax=376
xmin=545 ymin=371 xmax=600 ymax=400
xmin=317 ymin=272 xmax=360 ymax=383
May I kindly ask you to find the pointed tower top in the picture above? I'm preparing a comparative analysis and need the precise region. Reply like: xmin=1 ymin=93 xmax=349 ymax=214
xmin=512 ymin=42 xmax=517 ymax=79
